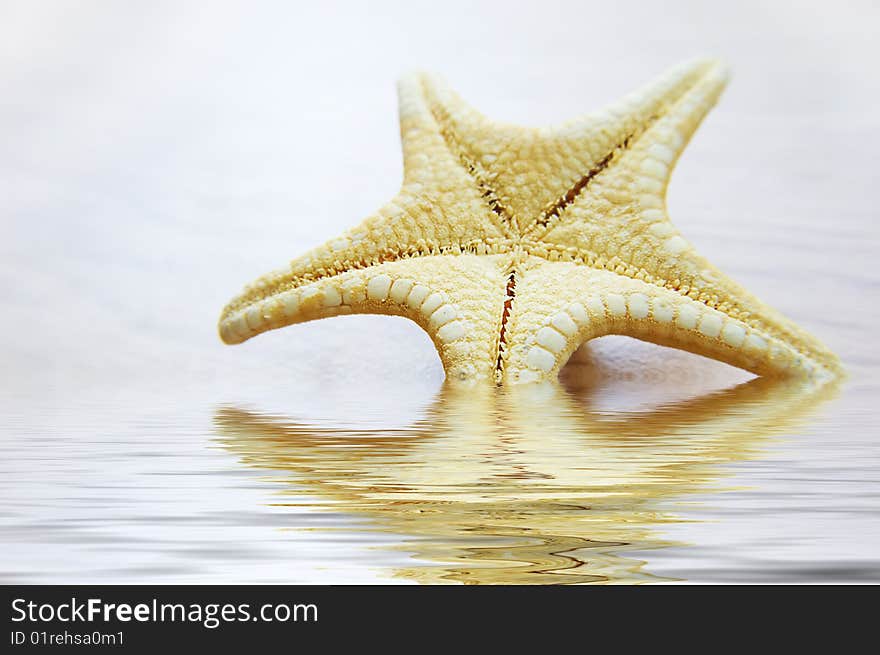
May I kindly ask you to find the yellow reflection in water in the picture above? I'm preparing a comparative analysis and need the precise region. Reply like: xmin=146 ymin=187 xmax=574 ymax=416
xmin=214 ymin=367 xmax=838 ymax=584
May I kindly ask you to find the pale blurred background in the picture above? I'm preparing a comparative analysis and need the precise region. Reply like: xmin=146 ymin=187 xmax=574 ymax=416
xmin=1 ymin=1 xmax=878 ymax=583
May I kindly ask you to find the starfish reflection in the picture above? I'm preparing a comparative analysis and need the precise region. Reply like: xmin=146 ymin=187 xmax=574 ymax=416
xmin=214 ymin=362 xmax=838 ymax=584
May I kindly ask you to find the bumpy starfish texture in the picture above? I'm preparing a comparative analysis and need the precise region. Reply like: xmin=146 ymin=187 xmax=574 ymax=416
xmin=218 ymin=59 xmax=839 ymax=384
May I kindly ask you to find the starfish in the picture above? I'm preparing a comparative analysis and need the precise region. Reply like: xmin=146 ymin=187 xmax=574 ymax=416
xmin=218 ymin=59 xmax=839 ymax=384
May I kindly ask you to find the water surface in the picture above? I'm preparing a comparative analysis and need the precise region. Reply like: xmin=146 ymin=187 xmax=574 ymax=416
xmin=2 ymin=2 xmax=879 ymax=583
xmin=3 ymin=336 xmax=877 ymax=584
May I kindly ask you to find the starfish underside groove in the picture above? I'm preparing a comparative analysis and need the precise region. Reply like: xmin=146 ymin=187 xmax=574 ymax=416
xmin=218 ymin=59 xmax=839 ymax=385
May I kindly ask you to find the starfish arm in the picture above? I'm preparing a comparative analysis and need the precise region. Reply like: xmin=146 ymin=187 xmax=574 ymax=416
xmin=217 ymin=188 xmax=505 ymax=327
xmin=418 ymin=60 xmax=726 ymax=233
xmin=218 ymin=74 xmax=517 ymax=340
xmin=500 ymin=259 xmax=838 ymax=384
xmin=516 ymin=61 xmax=838 ymax=377
xmin=523 ymin=59 xmax=729 ymax=250
xmin=219 ymin=253 xmax=510 ymax=382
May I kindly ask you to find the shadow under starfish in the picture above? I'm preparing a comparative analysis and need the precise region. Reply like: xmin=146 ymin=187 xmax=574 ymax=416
xmin=213 ymin=359 xmax=840 ymax=584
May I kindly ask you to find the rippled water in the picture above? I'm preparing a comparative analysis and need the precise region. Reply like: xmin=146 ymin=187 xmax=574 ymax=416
xmin=214 ymin=367 xmax=841 ymax=584
xmin=3 ymin=337 xmax=877 ymax=584
xmin=2 ymin=3 xmax=879 ymax=583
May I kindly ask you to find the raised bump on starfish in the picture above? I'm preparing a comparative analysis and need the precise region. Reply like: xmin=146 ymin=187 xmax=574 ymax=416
xmin=218 ymin=58 xmax=840 ymax=384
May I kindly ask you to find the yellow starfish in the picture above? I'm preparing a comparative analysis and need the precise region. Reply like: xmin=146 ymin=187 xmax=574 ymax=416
xmin=218 ymin=59 xmax=839 ymax=384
